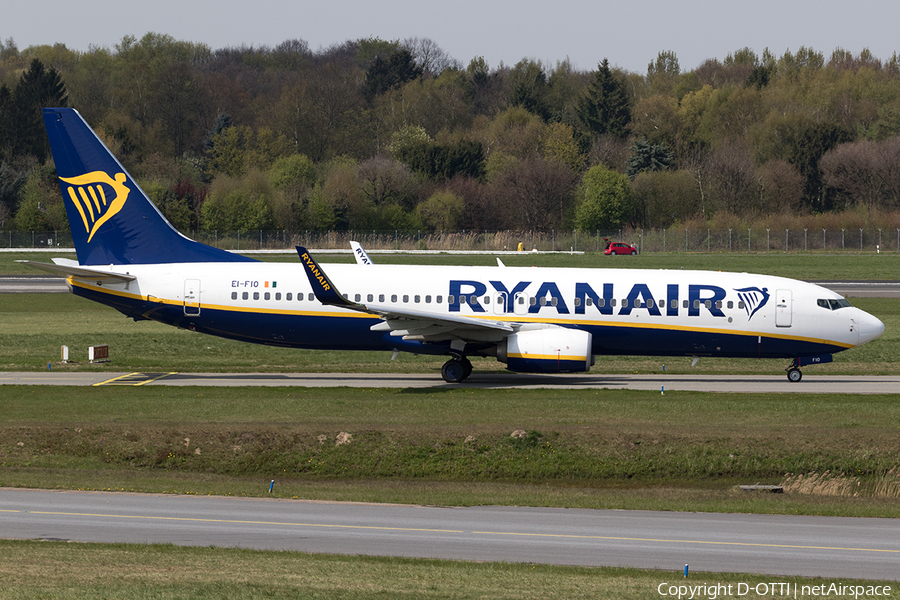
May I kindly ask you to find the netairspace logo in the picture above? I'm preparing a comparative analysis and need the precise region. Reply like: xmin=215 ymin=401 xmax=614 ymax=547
xmin=657 ymin=582 xmax=892 ymax=599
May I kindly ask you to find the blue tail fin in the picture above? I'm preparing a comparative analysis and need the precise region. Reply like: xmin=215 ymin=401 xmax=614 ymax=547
xmin=43 ymin=108 xmax=255 ymax=265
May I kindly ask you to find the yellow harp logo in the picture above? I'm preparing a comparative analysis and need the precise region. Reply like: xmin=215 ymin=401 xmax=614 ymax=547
xmin=60 ymin=171 xmax=130 ymax=243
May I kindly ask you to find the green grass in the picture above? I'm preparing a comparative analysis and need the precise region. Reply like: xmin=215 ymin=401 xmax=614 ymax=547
xmin=3 ymin=385 xmax=900 ymax=517
xmin=1 ymin=293 xmax=898 ymax=374
xmin=3 ymin=540 xmax=892 ymax=599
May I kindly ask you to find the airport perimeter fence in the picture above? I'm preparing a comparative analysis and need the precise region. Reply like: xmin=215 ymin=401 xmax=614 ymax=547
xmin=5 ymin=227 xmax=900 ymax=253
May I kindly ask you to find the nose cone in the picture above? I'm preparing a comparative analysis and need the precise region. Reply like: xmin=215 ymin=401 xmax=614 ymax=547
xmin=857 ymin=309 xmax=885 ymax=345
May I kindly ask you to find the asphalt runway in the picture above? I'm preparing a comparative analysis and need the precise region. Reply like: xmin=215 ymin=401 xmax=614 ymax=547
xmin=0 ymin=369 xmax=900 ymax=394
xmin=3 ymin=371 xmax=900 ymax=392
xmin=1 ymin=489 xmax=897 ymax=580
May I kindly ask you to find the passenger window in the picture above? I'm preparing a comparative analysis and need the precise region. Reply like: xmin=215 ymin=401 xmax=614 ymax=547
xmin=738 ymin=301 xmax=745 ymax=309
xmin=705 ymin=300 xmax=712 ymax=309
xmin=402 ymin=295 xmax=409 ymax=303
xmin=611 ymin=299 xmax=617 ymax=307
xmin=671 ymin=299 xmax=677 ymax=309
xmin=242 ymin=292 xmax=249 ymax=300
xmin=715 ymin=300 xmax=721 ymax=309
xmin=308 ymin=293 xmax=314 ymax=301
xmin=425 ymin=295 xmax=431 ymax=303
xmin=286 ymin=293 xmax=292 ymax=301
xmin=727 ymin=300 xmax=732 ymax=309
xmin=264 ymin=292 xmax=270 ymax=301
xmin=342 ymin=294 xmax=348 ymax=299
xmin=414 ymin=295 xmax=420 ymax=303
xmin=647 ymin=299 xmax=655 ymax=308
xmin=231 ymin=292 xmax=238 ymax=300
xmin=586 ymin=298 xmax=593 ymax=306
xmin=354 ymin=294 xmax=361 ymax=302
xmin=379 ymin=294 xmax=385 ymax=302
xmin=253 ymin=292 xmax=260 ymax=300
xmin=530 ymin=297 xmax=537 ymax=306
xmin=551 ymin=297 xmax=558 ymax=306
xmin=449 ymin=295 xmax=455 ymax=304
xmin=367 ymin=294 xmax=373 ymax=302
xmin=574 ymin=298 xmax=582 ymax=307
xmin=621 ymin=299 xmax=628 ymax=308
xmin=391 ymin=294 xmax=398 ymax=303
xmin=436 ymin=296 xmax=443 ymax=303
xmin=470 ymin=295 xmax=478 ymax=304
xmin=683 ymin=300 xmax=689 ymax=308
xmin=539 ymin=297 xmax=547 ymax=306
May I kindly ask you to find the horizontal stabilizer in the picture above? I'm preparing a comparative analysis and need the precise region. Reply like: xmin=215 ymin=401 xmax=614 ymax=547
xmin=16 ymin=260 xmax=136 ymax=282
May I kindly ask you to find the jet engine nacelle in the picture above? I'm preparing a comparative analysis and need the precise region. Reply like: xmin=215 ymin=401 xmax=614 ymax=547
xmin=496 ymin=326 xmax=593 ymax=373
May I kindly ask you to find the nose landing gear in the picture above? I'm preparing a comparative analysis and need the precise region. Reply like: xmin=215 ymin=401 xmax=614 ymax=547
xmin=786 ymin=367 xmax=802 ymax=382
xmin=786 ymin=354 xmax=833 ymax=382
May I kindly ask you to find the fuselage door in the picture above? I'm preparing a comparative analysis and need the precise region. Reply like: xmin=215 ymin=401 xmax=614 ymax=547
xmin=775 ymin=289 xmax=792 ymax=327
xmin=184 ymin=279 xmax=201 ymax=316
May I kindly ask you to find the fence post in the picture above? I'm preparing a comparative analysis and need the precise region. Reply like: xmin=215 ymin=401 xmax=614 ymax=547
xmin=785 ymin=229 xmax=788 ymax=252
xmin=860 ymin=228 xmax=863 ymax=251
xmin=747 ymin=229 xmax=751 ymax=252
xmin=804 ymin=229 xmax=807 ymax=251
xmin=841 ymin=229 xmax=845 ymax=250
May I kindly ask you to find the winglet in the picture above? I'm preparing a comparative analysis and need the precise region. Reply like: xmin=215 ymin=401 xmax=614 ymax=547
xmin=296 ymin=246 xmax=357 ymax=307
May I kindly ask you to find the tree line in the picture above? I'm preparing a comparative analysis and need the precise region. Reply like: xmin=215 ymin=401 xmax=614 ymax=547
xmin=1 ymin=33 xmax=900 ymax=236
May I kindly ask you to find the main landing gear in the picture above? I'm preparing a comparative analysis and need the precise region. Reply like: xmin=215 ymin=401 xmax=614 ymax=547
xmin=786 ymin=367 xmax=802 ymax=383
xmin=441 ymin=356 xmax=473 ymax=383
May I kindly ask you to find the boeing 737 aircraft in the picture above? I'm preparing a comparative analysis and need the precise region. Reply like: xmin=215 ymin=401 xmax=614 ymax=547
xmin=24 ymin=108 xmax=885 ymax=383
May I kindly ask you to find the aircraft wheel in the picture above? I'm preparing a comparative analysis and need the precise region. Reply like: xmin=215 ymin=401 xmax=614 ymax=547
xmin=441 ymin=359 xmax=468 ymax=383
xmin=461 ymin=356 xmax=473 ymax=379
xmin=787 ymin=368 xmax=802 ymax=383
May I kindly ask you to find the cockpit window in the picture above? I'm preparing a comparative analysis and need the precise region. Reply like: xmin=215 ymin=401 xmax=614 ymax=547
xmin=818 ymin=298 xmax=852 ymax=310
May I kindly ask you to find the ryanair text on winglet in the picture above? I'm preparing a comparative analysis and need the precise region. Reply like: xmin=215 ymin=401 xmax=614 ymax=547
xmin=301 ymin=252 xmax=331 ymax=291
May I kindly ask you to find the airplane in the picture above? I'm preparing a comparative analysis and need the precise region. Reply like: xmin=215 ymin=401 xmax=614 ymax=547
xmin=23 ymin=107 xmax=885 ymax=384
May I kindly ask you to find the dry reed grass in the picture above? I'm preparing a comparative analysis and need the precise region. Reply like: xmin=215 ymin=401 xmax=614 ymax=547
xmin=781 ymin=468 xmax=900 ymax=498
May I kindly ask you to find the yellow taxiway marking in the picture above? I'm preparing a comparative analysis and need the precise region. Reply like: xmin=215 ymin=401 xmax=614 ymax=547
xmin=93 ymin=372 xmax=177 ymax=386
xmin=470 ymin=530 xmax=900 ymax=554
xmin=18 ymin=510 xmax=899 ymax=554
xmin=28 ymin=511 xmax=462 ymax=534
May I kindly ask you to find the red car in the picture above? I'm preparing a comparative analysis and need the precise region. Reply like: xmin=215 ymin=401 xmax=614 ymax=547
xmin=604 ymin=242 xmax=638 ymax=255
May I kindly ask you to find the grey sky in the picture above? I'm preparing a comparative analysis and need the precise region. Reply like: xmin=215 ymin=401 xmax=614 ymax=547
xmin=4 ymin=0 xmax=898 ymax=73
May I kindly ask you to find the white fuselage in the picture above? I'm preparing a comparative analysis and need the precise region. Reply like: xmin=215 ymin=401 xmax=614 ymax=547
xmin=65 ymin=261 xmax=883 ymax=361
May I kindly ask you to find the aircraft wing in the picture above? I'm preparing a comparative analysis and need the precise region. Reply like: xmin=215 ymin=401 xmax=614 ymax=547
xmin=17 ymin=260 xmax=136 ymax=283
xmin=295 ymin=246 xmax=514 ymax=340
